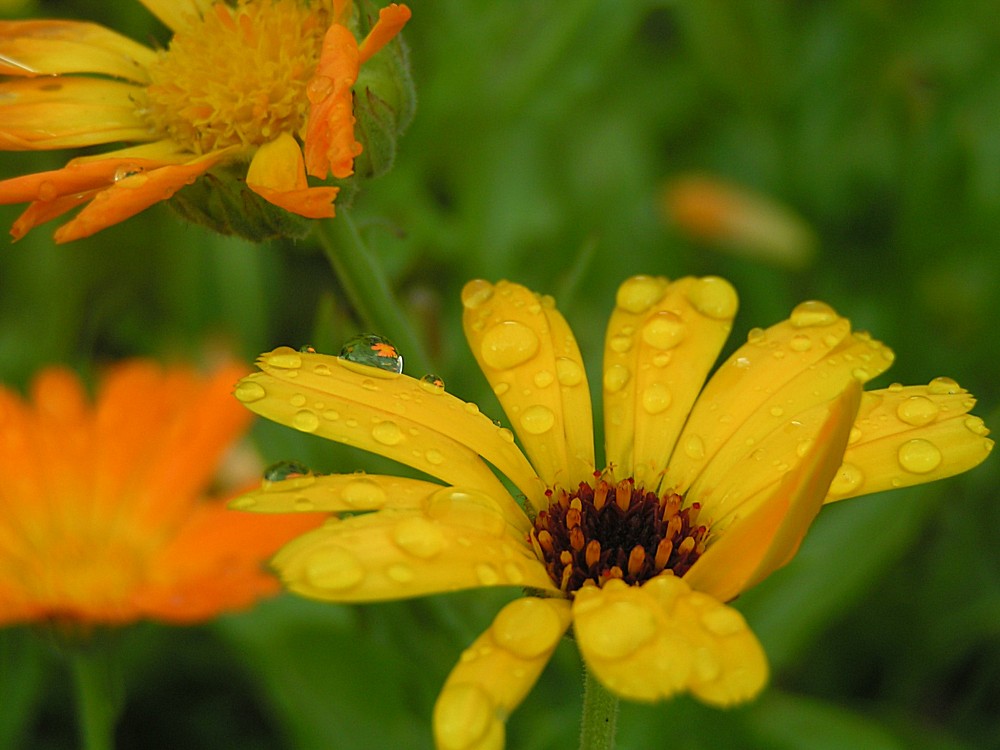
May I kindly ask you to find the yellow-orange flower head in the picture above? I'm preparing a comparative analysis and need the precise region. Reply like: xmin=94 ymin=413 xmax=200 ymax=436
xmin=232 ymin=276 xmax=992 ymax=749
xmin=0 ymin=0 xmax=411 ymax=243
xmin=0 ymin=359 xmax=321 ymax=627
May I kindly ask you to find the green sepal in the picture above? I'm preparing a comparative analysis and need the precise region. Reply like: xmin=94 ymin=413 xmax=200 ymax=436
xmin=168 ymin=163 xmax=313 ymax=242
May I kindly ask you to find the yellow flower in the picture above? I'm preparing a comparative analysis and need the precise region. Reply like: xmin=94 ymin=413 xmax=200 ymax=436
xmin=0 ymin=0 xmax=411 ymax=243
xmin=0 ymin=359 xmax=322 ymax=627
xmin=232 ymin=276 xmax=992 ymax=749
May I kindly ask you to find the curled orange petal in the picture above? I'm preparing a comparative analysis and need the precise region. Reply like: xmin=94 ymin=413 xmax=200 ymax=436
xmin=303 ymin=23 xmax=361 ymax=180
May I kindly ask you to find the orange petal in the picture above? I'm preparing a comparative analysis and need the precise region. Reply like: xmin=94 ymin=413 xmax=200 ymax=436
xmin=136 ymin=0 xmax=212 ymax=33
xmin=0 ymin=20 xmax=156 ymax=80
xmin=357 ymin=4 xmax=412 ymax=65
xmin=0 ymin=157 xmax=175 ymax=205
xmin=304 ymin=23 xmax=361 ymax=180
xmin=53 ymin=150 xmax=233 ymax=243
xmin=683 ymin=382 xmax=861 ymax=603
xmin=11 ymin=189 xmax=98 ymax=241
xmin=246 ymin=133 xmax=338 ymax=219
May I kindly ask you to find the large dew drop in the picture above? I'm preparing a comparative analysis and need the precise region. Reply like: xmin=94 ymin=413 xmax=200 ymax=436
xmin=339 ymin=334 xmax=404 ymax=374
xmin=263 ymin=460 xmax=312 ymax=484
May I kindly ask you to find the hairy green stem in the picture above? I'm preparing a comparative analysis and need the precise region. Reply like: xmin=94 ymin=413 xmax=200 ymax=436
xmin=579 ymin=665 xmax=619 ymax=750
xmin=315 ymin=210 xmax=432 ymax=375
xmin=70 ymin=645 xmax=121 ymax=750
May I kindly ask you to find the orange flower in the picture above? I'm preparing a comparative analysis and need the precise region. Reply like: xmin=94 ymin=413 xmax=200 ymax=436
xmin=0 ymin=359 xmax=321 ymax=626
xmin=0 ymin=1 xmax=411 ymax=243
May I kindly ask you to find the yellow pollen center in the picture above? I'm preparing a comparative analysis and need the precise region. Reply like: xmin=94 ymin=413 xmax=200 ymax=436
xmin=143 ymin=0 xmax=331 ymax=154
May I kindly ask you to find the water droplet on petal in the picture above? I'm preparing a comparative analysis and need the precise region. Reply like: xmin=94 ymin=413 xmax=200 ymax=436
xmin=896 ymin=395 xmax=939 ymax=426
xmin=37 ymin=180 xmax=58 ymax=201
xmin=475 ymin=563 xmax=500 ymax=585
xmin=234 ymin=381 xmax=266 ymax=403
xmin=520 ymin=405 xmax=555 ymax=435
xmin=419 ymin=373 xmax=446 ymax=393
xmin=603 ymin=364 xmax=630 ymax=393
xmin=264 ymin=346 xmax=302 ymax=369
xmin=641 ymin=383 xmax=672 ymax=414
xmin=700 ymin=606 xmax=745 ymax=637
xmin=609 ymin=333 xmax=633 ymax=353
xmin=616 ymin=276 xmax=665 ymax=314
xmin=292 ymin=409 xmax=320 ymax=432
xmin=965 ymin=416 xmax=989 ymax=436
xmin=425 ymin=449 xmax=444 ymax=465
xmin=493 ymin=382 xmax=510 ymax=397
xmin=641 ymin=311 xmax=686 ymax=350
xmin=829 ymin=463 xmax=864 ymax=495
xmin=294 ymin=496 xmax=315 ymax=511
xmin=533 ymin=370 xmax=555 ymax=388
xmin=263 ymin=460 xmax=312 ymax=484
xmin=480 ymin=321 xmax=540 ymax=370
xmin=796 ymin=438 xmax=814 ymax=458
xmin=888 ymin=382 xmax=904 ymax=393
xmin=305 ymin=546 xmax=365 ymax=590
xmin=372 ymin=420 xmax=404 ymax=446
xmin=684 ymin=435 xmax=705 ymax=460
xmin=928 ymin=376 xmax=960 ymax=395
xmin=298 ymin=344 xmax=317 ymax=353
xmin=392 ymin=517 xmax=445 ymax=559
xmin=341 ymin=477 xmax=388 ymax=509
xmin=556 ymin=357 xmax=584 ymax=387
xmin=461 ymin=279 xmax=494 ymax=309
xmin=848 ymin=426 xmax=862 ymax=444
xmin=789 ymin=300 xmax=837 ymax=328
xmin=339 ymin=334 xmax=403 ymax=374
xmin=747 ymin=327 xmax=766 ymax=345
xmin=491 ymin=598 xmax=564 ymax=658
xmin=769 ymin=406 xmax=784 ymax=417
xmin=503 ymin=562 xmax=525 ymax=584
xmin=290 ymin=393 xmax=306 ymax=407
xmin=789 ymin=334 xmax=813 ymax=352
xmin=423 ymin=488 xmax=507 ymax=536
xmin=435 ymin=684 xmax=495 ymax=750
xmin=686 ymin=276 xmax=738 ymax=320
xmin=579 ymin=599 xmax=656 ymax=659
xmin=498 ymin=427 xmax=515 ymax=443
xmin=898 ymin=439 xmax=942 ymax=474
xmin=386 ymin=563 xmax=415 ymax=583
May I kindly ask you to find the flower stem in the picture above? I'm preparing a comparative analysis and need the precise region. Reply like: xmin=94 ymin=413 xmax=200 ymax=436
xmin=315 ymin=210 xmax=432 ymax=375
xmin=70 ymin=645 xmax=122 ymax=750
xmin=579 ymin=665 xmax=619 ymax=750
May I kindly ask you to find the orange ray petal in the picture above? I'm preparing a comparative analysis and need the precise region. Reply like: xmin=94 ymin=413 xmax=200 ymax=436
xmin=683 ymin=382 xmax=860 ymax=603
xmin=53 ymin=150 xmax=233 ymax=243
xmin=357 ymin=4 xmax=412 ymax=65
xmin=304 ymin=23 xmax=361 ymax=180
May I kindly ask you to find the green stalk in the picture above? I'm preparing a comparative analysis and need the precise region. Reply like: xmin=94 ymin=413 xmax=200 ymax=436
xmin=579 ymin=665 xmax=620 ymax=750
xmin=69 ymin=644 xmax=122 ymax=750
xmin=314 ymin=210 xmax=432 ymax=375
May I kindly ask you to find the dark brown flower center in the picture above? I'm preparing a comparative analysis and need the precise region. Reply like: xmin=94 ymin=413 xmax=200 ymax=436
xmin=530 ymin=473 xmax=708 ymax=594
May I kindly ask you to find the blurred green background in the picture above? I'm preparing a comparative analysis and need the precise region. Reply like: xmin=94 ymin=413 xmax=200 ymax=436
xmin=2 ymin=0 xmax=999 ymax=748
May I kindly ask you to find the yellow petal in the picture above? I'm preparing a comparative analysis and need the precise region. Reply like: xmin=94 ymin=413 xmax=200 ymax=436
xmin=667 ymin=301 xmax=893 ymax=507
xmin=573 ymin=575 xmax=767 ymax=706
xmin=434 ymin=597 xmax=572 ymax=750
xmin=235 ymin=348 xmax=540 ymax=526
xmin=0 ymin=20 xmax=156 ymax=81
xmin=826 ymin=379 xmax=994 ymax=502
xmin=137 ymin=0 xmax=212 ymax=32
xmin=272 ymin=493 xmax=557 ymax=603
xmin=246 ymin=133 xmax=338 ymax=219
xmin=0 ymin=77 xmax=150 ymax=150
xmin=462 ymin=280 xmax=594 ymax=495
xmin=230 ymin=473 xmax=445 ymax=514
xmin=603 ymin=276 xmax=737 ymax=490
xmin=684 ymin=383 xmax=861 ymax=603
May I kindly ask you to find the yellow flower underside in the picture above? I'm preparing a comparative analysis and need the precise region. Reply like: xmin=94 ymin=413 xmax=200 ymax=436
xmin=232 ymin=275 xmax=992 ymax=749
